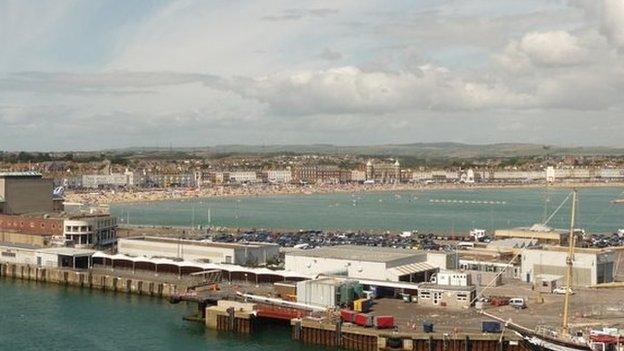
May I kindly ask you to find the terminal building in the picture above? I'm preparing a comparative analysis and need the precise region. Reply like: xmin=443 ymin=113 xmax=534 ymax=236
xmin=284 ymin=245 xmax=454 ymax=282
xmin=117 ymin=236 xmax=280 ymax=266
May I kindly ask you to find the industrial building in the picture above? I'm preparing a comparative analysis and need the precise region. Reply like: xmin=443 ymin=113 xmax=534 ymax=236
xmin=117 ymin=236 xmax=279 ymax=266
xmin=521 ymin=246 xmax=616 ymax=286
xmin=284 ymin=245 xmax=452 ymax=282
xmin=296 ymin=277 xmax=361 ymax=308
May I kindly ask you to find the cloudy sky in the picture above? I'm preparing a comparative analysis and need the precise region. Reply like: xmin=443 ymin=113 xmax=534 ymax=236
xmin=1 ymin=0 xmax=623 ymax=151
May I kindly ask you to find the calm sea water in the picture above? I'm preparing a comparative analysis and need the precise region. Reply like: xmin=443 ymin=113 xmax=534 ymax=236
xmin=111 ymin=187 xmax=624 ymax=233
xmin=0 ymin=278 xmax=324 ymax=351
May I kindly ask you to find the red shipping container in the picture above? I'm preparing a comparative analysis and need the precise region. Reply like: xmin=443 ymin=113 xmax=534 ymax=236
xmin=373 ymin=315 xmax=395 ymax=329
xmin=354 ymin=313 xmax=373 ymax=327
xmin=341 ymin=309 xmax=357 ymax=323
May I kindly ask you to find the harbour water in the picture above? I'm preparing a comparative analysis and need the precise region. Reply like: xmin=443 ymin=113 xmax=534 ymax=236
xmin=0 ymin=278 xmax=323 ymax=351
xmin=111 ymin=187 xmax=624 ymax=233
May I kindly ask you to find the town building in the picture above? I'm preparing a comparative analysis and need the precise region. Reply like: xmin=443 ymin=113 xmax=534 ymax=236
xmin=228 ymin=171 xmax=260 ymax=184
xmin=265 ymin=170 xmax=292 ymax=183
xmin=521 ymin=246 xmax=616 ymax=286
xmin=365 ymin=160 xmax=401 ymax=183
xmin=284 ymin=245 xmax=452 ymax=282
xmin=117 ymin=236 xmax=280 ymax=266
xmin=291 ymin=165 xmax=350 ymax=184
xmin=81 ymin=172 xmax=132 ymax=189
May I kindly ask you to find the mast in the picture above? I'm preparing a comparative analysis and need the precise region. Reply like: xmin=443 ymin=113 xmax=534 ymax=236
xmin=562 ymin=189 xmax=577 ymax=335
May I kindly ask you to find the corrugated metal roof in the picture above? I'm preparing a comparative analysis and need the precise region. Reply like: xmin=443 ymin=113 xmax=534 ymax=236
xmin=388 ymin=262 xmax=435 ymax=276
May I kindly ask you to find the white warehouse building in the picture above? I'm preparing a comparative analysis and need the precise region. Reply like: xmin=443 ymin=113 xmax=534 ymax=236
xmin=118 ymin=236 xmax=279 ymax=266
xmin=284 ymin=245 xmax=454 ymax=282
xmin=521 ymin=246 xmax=616 ymax=286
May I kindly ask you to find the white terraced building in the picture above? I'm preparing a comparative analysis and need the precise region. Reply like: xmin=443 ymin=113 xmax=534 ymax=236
xmin=284 ymin=245 xmax=455 ymax=282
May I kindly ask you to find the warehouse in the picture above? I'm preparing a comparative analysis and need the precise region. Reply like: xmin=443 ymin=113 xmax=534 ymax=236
xmin=521 ymin=246 xmax=616 ymax=286
xmin=284 ymin=245 xmax=449 ymax=282
xmin=494 ymin=225 xmax=569 ymax=245
xmin=117 ymin=236 xmax=279 ymax=266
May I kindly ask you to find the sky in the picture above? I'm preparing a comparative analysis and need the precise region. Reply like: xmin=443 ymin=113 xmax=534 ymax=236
xmin=1 ymin=0 xmax=624 ymax=151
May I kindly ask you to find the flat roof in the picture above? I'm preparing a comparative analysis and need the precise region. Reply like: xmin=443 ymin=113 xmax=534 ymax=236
xmin=37 ymin=247 xmax=95 ymax=256
xmin=0 ymin=242 xmax=40 ymax=250
xmin=418 ymin=282 xmax=476 ymax=291
xmin=285 ymin=245 xmax=425 ymax=263
xmin=121 ymin=236 xmax=278 ymax=250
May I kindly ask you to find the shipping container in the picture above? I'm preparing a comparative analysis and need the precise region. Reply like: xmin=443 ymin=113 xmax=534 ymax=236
xmin=482 ymin=321 xmax=502 ymax=333
xmin=353 ymin=298 xmax=373 ymax=313
xmin=354 ymin=313 xmax=373 ymax=327
xmin=373 ymin=315 xmax=395 ymax=329
xmin=274 ymin=282 xmax=297 ymax=298
xmin=340 ymin=309 xmax=357 ymax=323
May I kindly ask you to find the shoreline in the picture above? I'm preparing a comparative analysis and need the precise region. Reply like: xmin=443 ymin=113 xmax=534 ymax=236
xmin=65 ymin=181 xmax=624 ymax=206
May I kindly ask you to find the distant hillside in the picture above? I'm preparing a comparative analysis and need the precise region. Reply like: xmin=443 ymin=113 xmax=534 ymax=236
xmin=110 ymin=143 xmax=624 ymax=159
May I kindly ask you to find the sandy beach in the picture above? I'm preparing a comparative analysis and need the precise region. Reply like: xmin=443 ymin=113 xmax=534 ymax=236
xmin=64 ymin=181 xmax=624 ymax=205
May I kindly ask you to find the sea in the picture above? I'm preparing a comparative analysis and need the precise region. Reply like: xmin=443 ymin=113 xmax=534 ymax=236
xmin=111 ymin=187 xmax=624 ymax=234
xmin=0 ymin=278 xmax=325 ymax=351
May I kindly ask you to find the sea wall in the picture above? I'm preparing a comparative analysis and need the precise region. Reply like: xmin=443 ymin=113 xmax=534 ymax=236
xmin=0 ymin=263 xmax=182 ymax=298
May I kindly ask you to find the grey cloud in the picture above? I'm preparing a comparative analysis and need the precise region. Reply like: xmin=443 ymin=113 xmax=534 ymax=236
xmin=318 ymin=48 xmax=343 ymax=61
xmin=0 ymin=71 xmax=221 ymax=95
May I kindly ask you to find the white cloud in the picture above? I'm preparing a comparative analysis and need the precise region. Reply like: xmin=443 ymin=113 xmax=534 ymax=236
xmin=495 ymin=31 xmax=587 ymax=71
xmin=221 ymin=65 xmax=533 ymax=116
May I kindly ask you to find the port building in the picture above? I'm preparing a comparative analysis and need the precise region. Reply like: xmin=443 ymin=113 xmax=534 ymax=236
xmin=521 ymin=246 xmax=616 ymax=286
xmin=117 ymin=236 xmax=280 ymax=266
xmin=0 ymin=242 xmax=95 ymax=269
xmin=284 ymin=245 xmax=453 ymax=282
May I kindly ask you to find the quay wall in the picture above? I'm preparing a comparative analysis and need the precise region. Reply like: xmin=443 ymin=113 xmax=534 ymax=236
xmin=291 ymin=319 xmax=532 ymax=351
xmin=0 ymin=262 xmax=182 ymax=298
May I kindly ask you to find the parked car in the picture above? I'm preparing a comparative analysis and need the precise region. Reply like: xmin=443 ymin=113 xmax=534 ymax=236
xmin=509 ymin=298 xmax=526 ymax=309
xmin=552 ymin=287 xmax=575 ymax=295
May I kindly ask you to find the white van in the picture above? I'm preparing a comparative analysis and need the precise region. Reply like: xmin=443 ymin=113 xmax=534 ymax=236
xmin=509 ymin=298 xmax=526 ymax=309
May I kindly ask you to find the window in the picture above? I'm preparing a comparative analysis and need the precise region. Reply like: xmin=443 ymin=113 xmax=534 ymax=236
xmin=457 ymin=293 xmax=468 ymax=301
xmin=419 ymin=291 xmax=431 ymax=299
xmin=1 ymin=251 xmax=16 ymax=258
